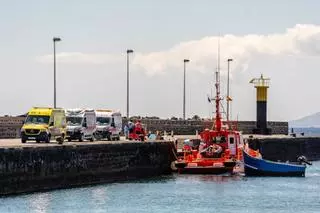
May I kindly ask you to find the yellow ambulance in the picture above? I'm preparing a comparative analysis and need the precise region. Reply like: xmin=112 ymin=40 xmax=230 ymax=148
xmin=21 ymin=107 xmax=67 ymax=144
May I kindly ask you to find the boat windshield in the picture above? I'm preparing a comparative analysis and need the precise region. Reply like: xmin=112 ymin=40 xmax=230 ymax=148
xmin=212 ymin=136 xmax=226 ymax=144
xmin=66 ymin=117 xmax=83 ymax=126
xmin=96 ymin=117 xmax=110 ymax=126
xmin=25 ymin=115 xmax=50 ymax=124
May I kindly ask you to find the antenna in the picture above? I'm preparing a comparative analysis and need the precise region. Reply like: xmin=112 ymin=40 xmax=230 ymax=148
xmin=218 ymin=36 xmax=220 ymax=76
xmin=214 ymin=36 xmax=222 ymax=131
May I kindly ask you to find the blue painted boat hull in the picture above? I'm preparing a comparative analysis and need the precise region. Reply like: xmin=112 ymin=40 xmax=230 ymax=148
xmin=243 ymin=149 xmax=306 ymax=177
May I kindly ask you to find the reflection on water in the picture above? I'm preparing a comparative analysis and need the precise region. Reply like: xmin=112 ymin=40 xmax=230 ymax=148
xmin=176 ymin=173 xmax=244 ymax=183
xmin=124 ymin=173 xmax=244 ymax=184
xmin=29 ymin=192 xmax=51 ymax=213
xmin=90 ymin=187 xmax=109 ymax=206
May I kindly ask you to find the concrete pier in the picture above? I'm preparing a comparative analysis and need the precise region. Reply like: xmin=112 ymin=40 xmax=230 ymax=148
xmin=0 ymin=139 xmax=176 ymax=195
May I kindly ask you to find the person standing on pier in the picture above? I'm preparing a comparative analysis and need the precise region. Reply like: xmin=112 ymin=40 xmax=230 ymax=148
xmin=128 ymin=120 xmax=135 ymax=133
xmin=124 ymin=124 xmax=129 ymax=139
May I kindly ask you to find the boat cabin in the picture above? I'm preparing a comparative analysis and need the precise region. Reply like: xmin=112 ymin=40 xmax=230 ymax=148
xmin=200 ymin=128 xmax=243 ymax=158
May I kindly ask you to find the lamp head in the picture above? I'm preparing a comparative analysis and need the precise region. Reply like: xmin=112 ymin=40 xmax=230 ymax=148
xmin=184 ymin=59 xmax=190 ymax=63
xmin=53 ymin=37 xmax=61 ymax=42
xmin=127 ymin=49 xmax=134 ymax=54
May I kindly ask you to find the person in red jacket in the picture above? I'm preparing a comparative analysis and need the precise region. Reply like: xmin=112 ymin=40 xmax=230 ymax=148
xmin=135 ymin=120 xmax=143 ymax=134
xmin=134 ymin=120 xmax=146 ymax=141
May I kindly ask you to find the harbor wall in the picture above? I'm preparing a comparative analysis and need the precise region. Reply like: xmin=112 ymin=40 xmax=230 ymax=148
xmin=0 ymin=117 xmax=288 ymax=138
xmin=0 ymin=117 xmax=24 ymax=139
xmin=248 ymin=137 xmax=320 ymax=161
xmin=0 ymin=141 xmax=176 ymax=195
xmin=139 ymin=120 xmax=288 ymax=135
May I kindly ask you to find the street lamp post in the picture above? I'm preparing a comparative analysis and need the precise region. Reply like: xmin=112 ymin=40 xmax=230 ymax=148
xmin=183 ymin=59 xmax=190 ymax=120
xmin=227 ymin=58 xmax=233 ymax=122
xmin=126 ymin=49 xmax=134 ymax=119
xmin=53 ymin=37 xmax=61 ymax=108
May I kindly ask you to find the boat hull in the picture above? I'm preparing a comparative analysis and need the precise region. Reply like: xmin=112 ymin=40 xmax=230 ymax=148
xmin=175 ymin=160 xmax=236 ymax=174
xmin=243 ymin=149 xmax=306 ymax=177
xmin=178 ymin=166 xmax=233 ymax=174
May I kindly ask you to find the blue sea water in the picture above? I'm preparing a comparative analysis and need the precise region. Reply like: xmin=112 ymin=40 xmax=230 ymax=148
xmin=1 ymin=161 xmax=320 ymax=213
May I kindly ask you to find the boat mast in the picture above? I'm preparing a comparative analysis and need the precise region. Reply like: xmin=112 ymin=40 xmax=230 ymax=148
xmin=215 ymin=37 xmax=222 ymax=131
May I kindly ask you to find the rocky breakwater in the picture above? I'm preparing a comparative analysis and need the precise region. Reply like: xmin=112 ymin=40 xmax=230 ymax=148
xmin=0 ymin=141 xmax=176 ymax=195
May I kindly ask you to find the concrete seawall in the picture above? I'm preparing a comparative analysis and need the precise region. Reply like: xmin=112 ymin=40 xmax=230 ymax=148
xmin=0 ymin=141 xmax=176 ymax=195
xmin=248 ymin=137 xmax=320 ymax=161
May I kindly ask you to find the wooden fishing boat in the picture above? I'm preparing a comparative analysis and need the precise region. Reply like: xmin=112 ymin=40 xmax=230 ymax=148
xmin=242 ymin=147 xmax=311 ymax=177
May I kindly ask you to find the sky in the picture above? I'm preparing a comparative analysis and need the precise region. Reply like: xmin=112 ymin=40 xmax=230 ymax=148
xmin=1 ymin=0 xmax=320 ymax=121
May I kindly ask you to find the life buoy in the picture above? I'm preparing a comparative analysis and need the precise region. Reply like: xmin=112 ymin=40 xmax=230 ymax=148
xmin=209 ymin=144 xmax=222 ymax=154
xmin=201 ymin=144 xmax=222 ymax=157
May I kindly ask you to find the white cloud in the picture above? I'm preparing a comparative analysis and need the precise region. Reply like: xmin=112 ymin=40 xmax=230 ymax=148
xmin=36 ymin=24 xmax=320 ymax=77
xmin=133 ymin=24 xmax=320 ymax=76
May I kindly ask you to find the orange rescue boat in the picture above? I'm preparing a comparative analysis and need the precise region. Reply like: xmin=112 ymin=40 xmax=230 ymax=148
xmin=174 ymin=49 xmax=244 ymax=174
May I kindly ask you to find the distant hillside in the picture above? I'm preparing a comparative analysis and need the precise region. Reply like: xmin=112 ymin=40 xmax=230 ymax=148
xmin=289 ymin=112 xmax=320 ymax=128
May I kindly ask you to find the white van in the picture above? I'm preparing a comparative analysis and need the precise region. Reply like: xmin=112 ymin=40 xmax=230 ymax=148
xmin=94 ymin=109 xmax=122 ymax=141
xmin=65 ymin=109 xmax=96 ymax=142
